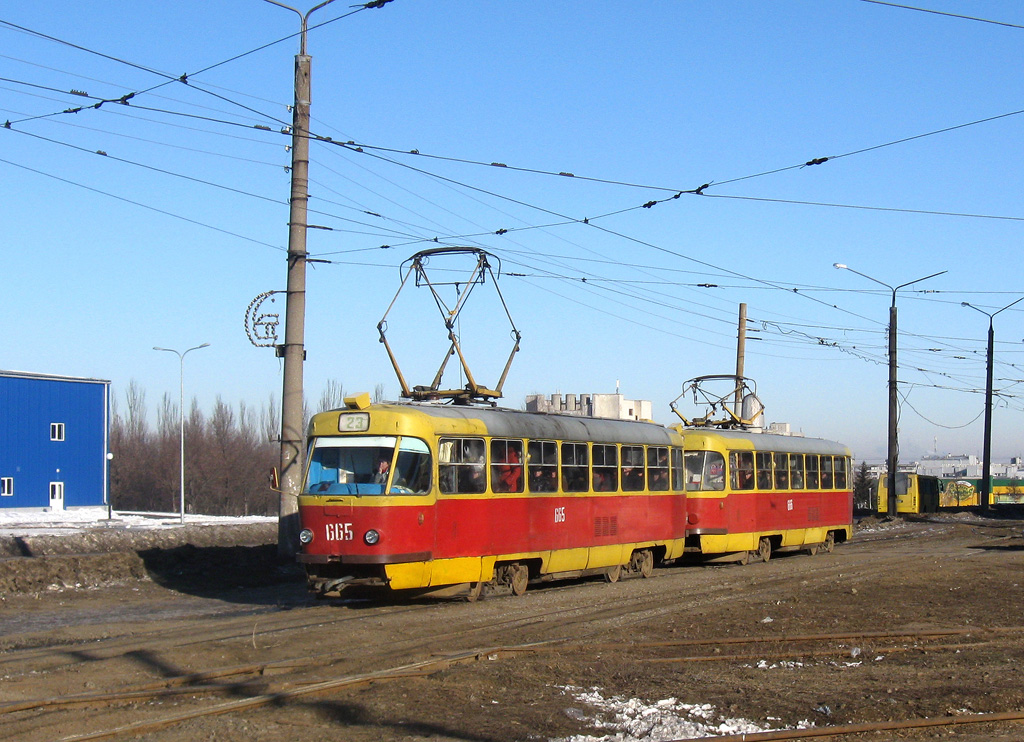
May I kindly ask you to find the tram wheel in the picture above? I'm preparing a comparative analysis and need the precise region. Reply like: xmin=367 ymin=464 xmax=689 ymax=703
xmin=756 ymin=537 xmax=772 ymax=563
xmin=737 ymin=549 xmax=752 ymax=566
xmin=631 ymin=549 xmax=654 ymax=578
xmin=605 ymin=564 xmax=622 ymax=583
xmin=466 ymin=581 xmax=484 ymax=602
xmin=508 ymin=564 xmax=529 ymax=595
xmin=823 ymin=531 xmax=835 ymax=553
xmin=805 ymin=542 xmax=819 ymax=556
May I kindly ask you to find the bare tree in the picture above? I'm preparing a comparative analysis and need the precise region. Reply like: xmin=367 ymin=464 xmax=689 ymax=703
xmin=108 ymin=385 xmax=294 ymax=517
xmin=317 ymin=379 xmax=346 ymax=413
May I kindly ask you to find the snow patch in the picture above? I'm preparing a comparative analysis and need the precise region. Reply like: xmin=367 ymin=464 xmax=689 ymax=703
xmin=552 ymin=686 xmax=813 ymax=741
xmin=0 ymin=508 xmax=275 ymax=537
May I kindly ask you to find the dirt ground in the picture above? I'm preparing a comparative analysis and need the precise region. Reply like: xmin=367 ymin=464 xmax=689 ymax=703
xmin=2 ymin=512 xmax=1024 ymax=742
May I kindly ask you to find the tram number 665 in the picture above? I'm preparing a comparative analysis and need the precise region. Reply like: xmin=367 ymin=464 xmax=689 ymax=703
xmin=553 ymin=507 xmax=566 ymax=524
xmin=325 ymin=523 xmax=353 ymax=541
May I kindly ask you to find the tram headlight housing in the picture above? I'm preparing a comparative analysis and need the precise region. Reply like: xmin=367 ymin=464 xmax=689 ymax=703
xmin=364 ymin=529 xmax=380 ymax=546
xmin=299 ymin=528 xmax=314 ymax=545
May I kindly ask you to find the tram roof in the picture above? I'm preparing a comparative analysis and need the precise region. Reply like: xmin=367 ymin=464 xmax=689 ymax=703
xmin=363 ymin=402 xmax=678 ymax=446
xmin=680 ymin=427 xmax=851 ymax=456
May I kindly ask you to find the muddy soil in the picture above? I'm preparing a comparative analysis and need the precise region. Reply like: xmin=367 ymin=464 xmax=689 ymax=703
xmin=2 ymin=513 xmax=1024 ymax=742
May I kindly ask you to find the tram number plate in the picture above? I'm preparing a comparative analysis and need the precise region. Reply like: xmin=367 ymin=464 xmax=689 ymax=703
xmin=325 ymin=523 xmax=353 ymax=541
xmin=554 ymin=506 xmax=566 ymax=524
xmin=338 ymin=413 xmax=369 ymax=432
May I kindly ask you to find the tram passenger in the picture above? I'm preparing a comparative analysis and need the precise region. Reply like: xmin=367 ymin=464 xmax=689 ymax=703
xmin=529 ymin=465 xmax=557 ymax=492
xmin=460 ymin=458 xmax=486 ymax=493
xmin=492 ymin=445 xmax=522 ymax=493
xmin=756 ymin=453 xmax=773 ymax=490
xmin=772 ymin=453 xmax=789 ymax=490
xmin=372 ymin=458 xmax=390 ymax=484
xmin=562 ymin=467 xmax=587 ymax=492
xmin=649 ymin=462 xmax=669 ymax=491
xmin=730 ymin=451 xmax=755 ymax=490
xmin=622 ymin=466 xmax=644 ymax=491
xmin=820 ymin=460 xmax=834 ymax=489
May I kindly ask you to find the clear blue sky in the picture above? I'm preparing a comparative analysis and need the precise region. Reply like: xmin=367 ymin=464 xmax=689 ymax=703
xmin=3 ymin=1 xmax=1023 ymax=463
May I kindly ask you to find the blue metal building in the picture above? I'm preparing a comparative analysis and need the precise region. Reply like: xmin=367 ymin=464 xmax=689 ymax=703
xmin=0 ymin=371 xmax=111 ymax=510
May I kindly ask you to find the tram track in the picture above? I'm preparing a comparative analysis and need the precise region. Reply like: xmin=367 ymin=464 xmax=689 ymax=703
xmin=0 ymin=530 xmax=966 ymax=700
xmin=3 ymin=550 xmax=882 ymax=738
xmin=12 ymin=621 xmax=1024 ymax=742
xmin=5 ymin=518 xmax=1021 ymax=742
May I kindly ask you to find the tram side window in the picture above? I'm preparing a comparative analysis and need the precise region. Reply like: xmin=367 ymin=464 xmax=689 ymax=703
xmin=834 ymin=457 xmax=849 ymax=489
xmin=439 ymin=437 xmax=486 ymax=494
xmin=703 ymin=451 xmax=725 ymax=491
xmin=820 ymin=456 xmax=835 ymax=488
xmin=621 ymin=445 xmax=645 ymax=491
xmin=730 ymin=451 xmax=755 ymax=490
xmin=755 ymin=452 xmax=773 ymax=489
xmin=806 ymin=455 xmax=820 ymax=489
xmin=491 ymin=439 xmax=524 ymax=493
xmin=671 ymin=448 xmax=684 ymax=491
xmin=789 ymin=453 xmax=805 ymax=489
xmin=648 ymin=447 xmax=669 ymax=491
xmin=685 ymin=451 xmax=725 ymax=491
xmin=773 ymin=452 xmax=789 ymax=490
xmin=592 ymin=444 xmax=618 ymax=491
xmin=561 ymin=442 xmax=589 ymax=492
xmin=393 ymin=438 xmax=431 ymax=494
xmin=528 ymin=440 xmax=558 ymax=493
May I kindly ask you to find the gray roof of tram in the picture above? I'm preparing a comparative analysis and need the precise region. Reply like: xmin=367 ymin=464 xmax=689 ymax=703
xmin=682 ymin=427 xmax=851 ymax=456
xmin=377 ymin=403 xmax=677 ymax=446
xmin=362 ymin=403 xmax=849 ymax=454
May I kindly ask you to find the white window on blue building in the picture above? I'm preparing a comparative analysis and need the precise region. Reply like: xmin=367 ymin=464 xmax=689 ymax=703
xmin=1 ymin=478 xmax=12 ymax=497
xmin=50 ymin=422 xmax=65 ymax=441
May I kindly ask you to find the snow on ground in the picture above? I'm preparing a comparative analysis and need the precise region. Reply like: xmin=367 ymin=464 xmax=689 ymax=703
xmin=552 ymin=686 xmax=814 ymax=742
xmin=0 ymin=507 xmax=275 ymax=537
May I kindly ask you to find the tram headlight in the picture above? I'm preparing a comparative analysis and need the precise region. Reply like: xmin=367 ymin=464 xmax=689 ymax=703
xmin=364 ymin=529 xmax=380 ymax=546
xmin=299 ymin=528 xmax=314 ymax=545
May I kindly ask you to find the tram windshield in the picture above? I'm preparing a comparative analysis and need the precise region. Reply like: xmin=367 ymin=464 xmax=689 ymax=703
xmin=304 ymin=435 xmax=431 ymax=495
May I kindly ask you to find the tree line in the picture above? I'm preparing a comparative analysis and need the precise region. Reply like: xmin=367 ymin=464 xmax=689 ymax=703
xmin=109 ymin=379 xmax=360 ymax=516
xmin=110 ymin=380 xmax=878 ymax=517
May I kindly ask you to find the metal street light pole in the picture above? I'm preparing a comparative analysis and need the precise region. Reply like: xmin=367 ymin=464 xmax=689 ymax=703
xmin=834 ymin=264 xmax=946 ymax=517
xmin=154 ymin=343 xmax=210 ymax=523
xmin=264 ymin=0 xmax=338 ymax=558
xmin=961 ymin=297 xmax=1024 ymax=513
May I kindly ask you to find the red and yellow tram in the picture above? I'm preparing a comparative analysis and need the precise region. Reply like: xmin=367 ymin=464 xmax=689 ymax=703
xmin=297 ymin=394 xmax=689 ymax=598
xmin=679 ymin=427 xmax=854 ymax=562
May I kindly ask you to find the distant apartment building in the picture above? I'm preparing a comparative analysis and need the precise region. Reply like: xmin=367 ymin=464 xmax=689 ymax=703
xmin=915 ymin=454 xmax=1024 ymax=480
xmin=863 ymin=454 xmax=1024 ymax=481
xmin=525 ymin=393 xmax=653 ymax=421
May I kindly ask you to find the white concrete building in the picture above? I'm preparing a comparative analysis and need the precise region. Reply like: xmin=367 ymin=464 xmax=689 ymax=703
xmin=524 ymin=393 xmax=653 ymax=422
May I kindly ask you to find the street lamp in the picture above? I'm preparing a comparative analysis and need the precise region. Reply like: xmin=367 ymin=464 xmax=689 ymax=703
xmin=834 ymin=263 xmax=947 ymax=517
xmin=153 ymin=343 xmax=210 ymax=523
xmin=961 ymin=297 xmax=1024 ymax=513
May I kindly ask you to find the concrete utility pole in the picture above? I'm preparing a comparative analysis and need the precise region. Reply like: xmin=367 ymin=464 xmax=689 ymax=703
xmin=265 ymin=0 xmax=337 ymax=558
xmin=834 ymin=264 xmax=946 ymax=517
xmin=962 ymin=297 xmax=1024 ymax=513
xmin=734 ymin=303 xmax=747 ymax=416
